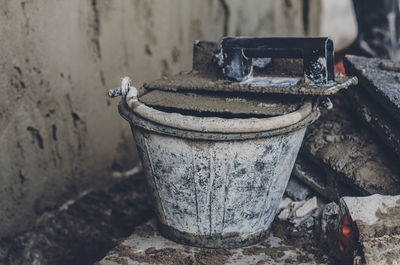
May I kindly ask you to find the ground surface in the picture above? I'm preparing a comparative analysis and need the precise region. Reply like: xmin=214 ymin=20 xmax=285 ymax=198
xmin=0 ymin=172 xmax=337 ymax=265
xmin=98 ymin=218 xmax=333 ymax=265
xmin=0 ymin=175 xmax=153 ymax=265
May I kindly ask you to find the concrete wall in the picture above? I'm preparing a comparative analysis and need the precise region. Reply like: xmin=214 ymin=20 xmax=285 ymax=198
xmin=320 ymin=0 xmax=357 ymax=50
xmin=0 ymin=0 xmax=320 ymax=239
xmin=226 ymin=0 xmax=321 ymax=37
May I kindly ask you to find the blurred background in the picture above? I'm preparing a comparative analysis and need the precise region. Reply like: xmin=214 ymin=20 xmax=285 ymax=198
xmin=0 ymin=0 xmax=379 ymax=251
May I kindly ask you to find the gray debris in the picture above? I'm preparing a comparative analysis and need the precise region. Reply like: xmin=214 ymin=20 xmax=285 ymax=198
xmin=340 ymin=194 xmax=400 ymax=241
xmin=321 ymin=202 xmax=340 ymax=239
xmin=290 ymin=197 xmax=322 ymax=231
xmin=344 ymin=56 xmax=400 ymax=123
xmin=320 ymin=202 xmax=340 ymax=257
xmin=97 ymin=218 xmax=330 ymax=265
xmin=344 ymin=55 xmax=400 ymax=159
xmin=278 ymin=207 xmax=291 ymax=221
xmin=277 ymin=196 xmax=324 ymax=232
xmin=295 ymin=196 xmax=318 ymax=218
xmin=278 ymin=196 xmax=293 ymax=211
xmin=298 ymin=216 xmax=315 ymax=231
xmin=340 ymin=194 xmax=400 ymax=265
xmin=277 ymin=196 xmax=294 ymax=221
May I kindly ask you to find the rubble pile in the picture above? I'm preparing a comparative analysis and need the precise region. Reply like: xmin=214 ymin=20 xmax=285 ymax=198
xmin=290 ymin=55 xmax=400 ymax=264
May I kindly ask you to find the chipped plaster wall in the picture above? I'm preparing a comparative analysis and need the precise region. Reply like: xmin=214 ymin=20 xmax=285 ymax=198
xmin=226 ymin=0 xmax=321 ymax=37
xmin=0 ymin=0 xmax=320 ymax=239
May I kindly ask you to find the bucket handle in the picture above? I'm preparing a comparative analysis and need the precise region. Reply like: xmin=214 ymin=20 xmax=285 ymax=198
xmin=108 ymin=77 xmax=139 ymax=109
xmin=108 ymin=76 xmax=313 ymax=133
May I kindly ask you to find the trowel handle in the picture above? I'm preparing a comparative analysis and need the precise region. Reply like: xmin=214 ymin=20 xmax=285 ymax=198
xmin=220 ymin=37 xmax=334 ymax=84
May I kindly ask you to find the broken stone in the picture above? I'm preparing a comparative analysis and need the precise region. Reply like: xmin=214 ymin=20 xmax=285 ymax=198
xmin=277 ymin=196 xmax=293 ymax=221
xmin=290 ymin=214 xmax=311 ymax=228
xmin=340 ymin=194 xmax=400 ymax=241
xmin=278 ymin=196 xmax=293 ymax=211
xmin=321 ymin=202 xmax=340 ymax=241
xmin=295 ymin=196 xmax=318 ymax=218
xmin=278 ymin=196 xmax=324 ymax=233
xmin=347 ymin=86 xmax=400 ymax=160
xmin=288 ymin=197 xmax=322 ymax=232
xmin=300 ymin=94 xmax=400 ymax=198
xmin=294 ymin=154 xmax=371 ymax=202
xmin=320 ymin=202 xmax=340 ymax=258
xmin=278 ymin=199 xmax=306 ymax=222
xmin=345 ymin=56 xmax=400 ymax=122
xmin=344 ymin=56 xmax=400 ymax=159
xmin=339 ymin=194 xmax=400 ymax=265
xmin=325 ymin=135 xmax=341 ymax=143
xmin=278 ymin=207 xmax=291 ymax=221
xmin=285 ymin=177 xmax=312 ymax=201
xmin=298 ymin=216 xmax=315 ymax=231
xmin=311 ymin=208 xmax=322 ymax=219
xmin=292 ymin=200 xmax=307 ymax=211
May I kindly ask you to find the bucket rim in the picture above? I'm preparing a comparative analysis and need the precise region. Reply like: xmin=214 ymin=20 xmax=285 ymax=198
xmin=123 ymin=96 xmax=313 ymax=133
xmin=118 ymin=101 xmax=319 ymax=140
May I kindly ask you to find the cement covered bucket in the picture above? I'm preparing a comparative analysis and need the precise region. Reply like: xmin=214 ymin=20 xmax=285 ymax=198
xmin=109 ymin=37 xmax=358 ymax=248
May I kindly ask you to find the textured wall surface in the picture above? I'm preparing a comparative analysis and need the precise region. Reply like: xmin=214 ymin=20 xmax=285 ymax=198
xmin=320 ymin=0 xmax=357 ymax=50
xmin=0 ymin=0 xmax=319 ymax=239
xmin=226 ymin=0 xmax=320 ymax=37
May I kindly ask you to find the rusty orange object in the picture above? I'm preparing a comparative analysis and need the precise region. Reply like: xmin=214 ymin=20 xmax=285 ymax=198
xmin=338 ymin=212 xmax=360 ymax=265
xmin=342 ymin=225 xmax=351 ymax=235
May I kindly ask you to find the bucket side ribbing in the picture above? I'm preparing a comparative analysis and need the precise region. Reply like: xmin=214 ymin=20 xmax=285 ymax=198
xmin=131 ymin=126 xmax=306 ymax=247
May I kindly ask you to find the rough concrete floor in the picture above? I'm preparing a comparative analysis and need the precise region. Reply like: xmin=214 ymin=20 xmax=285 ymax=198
xmin=0 ymin=173 xmax=336 ymax=265
xmin=98 ymin=217 xmax=334 ymax=265
xmin=0 ymin=174 xmax=153 ymax=265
